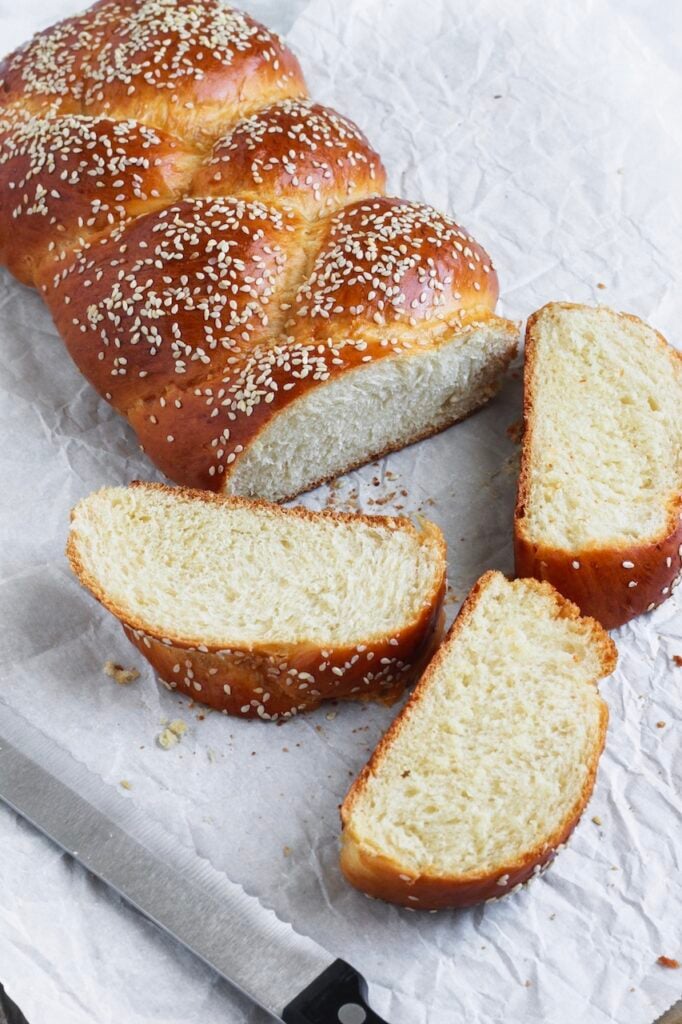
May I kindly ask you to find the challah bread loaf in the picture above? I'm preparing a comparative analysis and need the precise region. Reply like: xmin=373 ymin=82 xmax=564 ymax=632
xmin=0 ymin=0 xmax=517 ymax=501
xmin=515 ymin=303 xmax=682 ymax=630
xmin=340 ymin=571 xmax=617 ymax=910
xmin=67 ymin=482 xmax=447 ymax=719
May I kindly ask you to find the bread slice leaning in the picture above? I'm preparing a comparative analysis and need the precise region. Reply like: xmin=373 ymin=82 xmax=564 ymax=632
xmin=67 ymin=482 xmax=446 ymax=720
xmin=515 ymin=302 xmax=682 ymax=629
xmin=340 ymin=571 xmax=616 ymax=910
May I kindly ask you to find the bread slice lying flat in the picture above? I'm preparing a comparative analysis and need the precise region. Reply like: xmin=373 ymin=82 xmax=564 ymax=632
xmin=340 ymin=571 xmax=616 ymax=910
xmin=67 ymin=483 xmax=446 ymax=720
xmin=515 ymin=302 xmax=682 ymax=629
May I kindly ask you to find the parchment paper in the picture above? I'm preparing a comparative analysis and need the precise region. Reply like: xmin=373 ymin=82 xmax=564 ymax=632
xmin=0 ymin=1 xmax=681 ymax=1022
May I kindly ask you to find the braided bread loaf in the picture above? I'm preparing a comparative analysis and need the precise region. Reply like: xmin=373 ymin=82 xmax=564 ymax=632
xmin=0 ymin=0 xmax=517 ymax=501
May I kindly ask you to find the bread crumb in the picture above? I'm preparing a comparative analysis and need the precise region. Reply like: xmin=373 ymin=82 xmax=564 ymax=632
xmin=656 ymin=721 xmax=666 ymax=729
xmin=119 ymin=780 xmax=132 ymax=790
xmin=672 ymin=655 xmax=682 ymax=667
xmin=657 ymin=956 xmax=679 ymax=969
xmin=591 ymin=815 xmax=603 ymax=826
xmin=596 ymin=282 xmax=607 ymax=290
xmin=157 ymin=729 xmax=178 ymax=750
xmin=325 ymin=711 xmax=337 ymax=721
xmin=103 ymin=660 xmax=139 ymax=685
xmin=283 ymin=846 xmax=292 ymax=857
xmin=367 ymin=490 xmax=397 ymax=507
xmin=157 ymin=720 xmax=187 ymax=749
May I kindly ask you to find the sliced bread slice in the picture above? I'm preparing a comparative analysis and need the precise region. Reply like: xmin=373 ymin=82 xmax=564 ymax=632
xmin=515 ymin=302 xmax=682 ymax=629
xmin=340 ymin=571 xmax=616 ymax=910
xmin=67 ymin=482 xmax=446 ymax=720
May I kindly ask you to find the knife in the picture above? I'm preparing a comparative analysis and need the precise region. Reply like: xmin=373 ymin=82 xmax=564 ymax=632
xmin=0 ymin=735 xmax=389 ymax=1024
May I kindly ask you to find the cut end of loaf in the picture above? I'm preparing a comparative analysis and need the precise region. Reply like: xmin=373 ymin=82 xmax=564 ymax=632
xmin=515 ymin=302 xmax=682 ymax=629
xmin=67 ymin=482 xmax=447 ymax=717
xmin=340 ymin=571 xmax=616 ymax=909
xmin=226 ymin=317 xmax=518 ymax=502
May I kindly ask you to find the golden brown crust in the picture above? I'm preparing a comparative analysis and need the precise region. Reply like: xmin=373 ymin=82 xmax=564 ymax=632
xmin=66 ymin=481 xmax=448 ymax=718
xmin=288 ymin=196 xmax=499 ymax=341
xmin=1 ymin=0 xmax=514 ymax=498
xmin=191 ymin=99 xmax=387 ymax=218
xmin=42 ymin=196 xmax=304 ymax=411
xmin=122 ymin=602 xmax=444 ymax=720
xmin=515 ymin=303 xmax=682 ymax=630
xmin=0 ymin=0 xmax=307 ymax=144
xmin=339 ymin=571 xmax=616 ymax=909
xmin=0 ymin=112 xmax=200 ymax=286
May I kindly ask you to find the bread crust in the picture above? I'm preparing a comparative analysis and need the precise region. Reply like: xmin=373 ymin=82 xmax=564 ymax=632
xmin=67 ymin=482 xmax=447 ymax=719
xmin=190 ymin=98 xmax=387 ymax=218
xmin=339 ymin=571 xmax=616 ymax=909
xmin=515 ymin=303 xmax=682 ymax=630
xmin=0 ymin=0 xmax=307 ymax=144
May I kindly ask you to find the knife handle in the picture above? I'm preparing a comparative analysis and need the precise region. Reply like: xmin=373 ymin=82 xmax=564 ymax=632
xmin=282 ymin=959 xmax=389 ymax=1024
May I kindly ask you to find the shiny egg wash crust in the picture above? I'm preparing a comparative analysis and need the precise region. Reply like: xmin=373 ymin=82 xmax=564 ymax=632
xmin=124 ymin=622 xmax=420 ymax=721
xmin=0 ymin=0 xmax=500 ymax=491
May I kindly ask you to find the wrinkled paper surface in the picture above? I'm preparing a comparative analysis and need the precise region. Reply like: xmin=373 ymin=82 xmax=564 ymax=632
xmin=1 ymin=0 xmax=681 ymax=1021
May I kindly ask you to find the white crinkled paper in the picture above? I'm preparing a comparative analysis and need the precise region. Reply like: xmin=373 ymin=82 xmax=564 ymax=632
xmin=0 ymin=1 xmax=681 ymax=1022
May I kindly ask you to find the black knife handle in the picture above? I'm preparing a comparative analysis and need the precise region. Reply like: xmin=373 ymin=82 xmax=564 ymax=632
xmin=282 ymin=959 xmax=389 ymax=1024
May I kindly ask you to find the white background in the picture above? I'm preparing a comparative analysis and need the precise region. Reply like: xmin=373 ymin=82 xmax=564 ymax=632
xmin=0 ymin=1 xmax=681 ymax=1022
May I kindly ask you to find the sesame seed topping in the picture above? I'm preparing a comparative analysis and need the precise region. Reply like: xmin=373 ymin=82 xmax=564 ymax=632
xmin=2 ymin=0 xmax=304 ymax=140
xmin=197 ymin=98 xmax=385 ymax=216
xmin=1 ymin=0 xmax=497 ymax=495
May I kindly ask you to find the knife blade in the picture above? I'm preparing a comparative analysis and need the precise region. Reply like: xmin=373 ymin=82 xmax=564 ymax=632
xmin=0 ymin=734 xmax=389 ymax=1024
